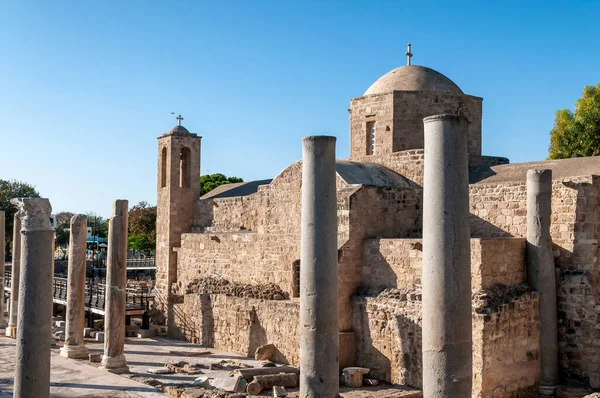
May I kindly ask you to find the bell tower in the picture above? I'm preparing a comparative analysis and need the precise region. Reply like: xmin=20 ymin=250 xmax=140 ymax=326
xmin=156 ymin=118 xmax=201 ymax=330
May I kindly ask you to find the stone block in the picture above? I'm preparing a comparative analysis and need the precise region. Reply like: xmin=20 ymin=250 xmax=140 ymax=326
xmin=255 ymin=343 xmax=276 ymax=361
xmin=89 ymin=353 xmax=102 ymax=363
xmin=211 ymin=375 xmax=247 ymax=393
xmin=273 ymin=386 xmax=287 ymax=397
xmin=136 ymin=328 xmax=156 ymax=338
xmin=83 ymin=328 xmax=93 ymax=337
xmin=341 ymin=367 xmax=370 ymax=388
xmin=55 ymin=320 xmax=65 ymax=328
xmin=192 ymin=375 xmax=210 ymax=388
xmin=95 ymin=332 xmax=104 ymax=343
xmin=148 ymin=367 xmax=174 ymax=375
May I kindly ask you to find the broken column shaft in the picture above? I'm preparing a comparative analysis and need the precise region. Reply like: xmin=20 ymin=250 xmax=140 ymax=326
xmin=6 ymin=212 xmax=22 ymax=338
xmin=422 ymin=115 xmax=472 ymax=397
xmin=299 ymin=136 xmax=339 ymax=398
xmin=12 ymin=198 xmax=53 ymax=398
xmin=60 ymin=215 xmax=89 ymax=359
xmin=527 ymin=169 xmax=558 ymax=395
xmin=100 ymin=200 xmax=129 ymax=373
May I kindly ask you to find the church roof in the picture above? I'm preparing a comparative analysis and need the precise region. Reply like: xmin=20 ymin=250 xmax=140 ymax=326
xmin=200 ymin=179 xmax=273 ymax=199
xmin=364 ymin=65 xmax=463 ymax=96
xmin=472 ymin=156 xmax=600 ymax=184
xmin=336 ymin=160 xmax=417 ymax=188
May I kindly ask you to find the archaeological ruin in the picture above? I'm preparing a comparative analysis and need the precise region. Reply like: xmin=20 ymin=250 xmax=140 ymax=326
xmin=153 ymin=56 xmax=600 ymax=397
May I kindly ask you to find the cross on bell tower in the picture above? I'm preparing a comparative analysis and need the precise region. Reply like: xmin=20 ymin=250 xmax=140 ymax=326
xmin=405 ymin=43 xmax=413 ymax=66
xmin=176 ymin=114 xmax=184 ymax=126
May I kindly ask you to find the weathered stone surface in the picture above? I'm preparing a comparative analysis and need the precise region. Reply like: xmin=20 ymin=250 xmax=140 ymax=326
xmin=273 ymin=386 xmax=287 ymax=397
xmin=246 ymin=379 xmax=262 ymax=395
xmin=148 ymin=367 xmax=174 ymax=375
xmin=211 ymin=375 xmax=247 ymax=392
xmin=89 ymin=353 xmax=102 ymax=363
xmin=422 ymin=115 xmax=472 ymax=397
xmin=60 ymin=215 xmax=89 ymax=360
xmin=0 ymin=211 xmax=6 ymax=329
xmin=6 ymin=211 xmax=22 ymax=338
xmin=300 ymin=136 xmax=339 ymax=398
xmin=100 ymin=200 xmax=129 ymax=374
xmin=96 ymin=332 xmax=105 ymax=343
xmin=254 ymin=373 xmax=298 ymax=389
xmin=12 ymin=198 xmax=54 ymax=398
xmin=342 ymin=367 xmax=370 ymax=388
xmin=254 ymin=343 xmax=276 ymax=361
xmin=527 ymin=169 xmax=558 ymax=396
xmin=137 ymin=328 xmax=157 ymax=338
xmin=192 ymin=375 xmax=211 ymax=388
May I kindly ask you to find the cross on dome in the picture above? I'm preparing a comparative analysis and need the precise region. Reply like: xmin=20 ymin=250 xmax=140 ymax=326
xmin=405 ymin=43 xmax=413 ymax=66
xmin=176 ymin=114 xmax=184 ymax=126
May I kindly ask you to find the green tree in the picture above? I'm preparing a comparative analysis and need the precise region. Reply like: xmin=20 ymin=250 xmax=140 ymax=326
xmin=549 ymin=83 xmax=600 ymax=159
xmin=0 ymin=179 xmax=41 ymax=258
xmin=128 ymin=201 xmax=157 ymax=255
xmin=200 ymin=173 xmax=243 ymax=196
xmin=86 ymin=212 xmax=108 ymax=239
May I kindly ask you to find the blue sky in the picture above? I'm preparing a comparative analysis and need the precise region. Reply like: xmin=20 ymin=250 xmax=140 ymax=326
xmin=0 ymin=1 xmax=598 ymax=217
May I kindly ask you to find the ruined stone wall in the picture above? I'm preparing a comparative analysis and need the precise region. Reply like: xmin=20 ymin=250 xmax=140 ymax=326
xmin=361 ymin=237 xmax=526 ymax=291
xmin=468 ymin=175 xmax=600 ymax=387
xmin=472 ymin=292 xmax=540 ymax=398
xmin=351 ymin=288 xmax=539 ymax=397
xmin=555 ymin=176 xmax=600 ymax=387
xmin=350 ymin=150 xmax=425 ymax=186
xmin=176 ymin=294 xmax=300 ymax=365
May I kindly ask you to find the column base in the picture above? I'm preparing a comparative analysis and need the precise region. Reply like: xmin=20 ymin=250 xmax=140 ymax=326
xmin=5 ymin=325 xmax=16 ymax=339
xmin=0 ymin=318 xmax=7 ymax=329
xmin=99 ymin=354 xmax=129 ymax=374
xmin=60 ymin=345 xmax=89 ymax=359
xmin=539 ymin=384 xmax=558 ymax=396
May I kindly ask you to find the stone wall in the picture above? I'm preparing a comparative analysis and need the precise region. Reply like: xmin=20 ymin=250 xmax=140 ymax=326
xmin=472 ymin=292 xmax=540 ymax=398
xmin=175 ymin=293 xmax=300 ymax=365
xmin=351 ymin=287 xmax=539 ymax=397
xmin=361 ymin=237 xmax=526 ymax=291
xmin=349 ymin=91 xmax=482 ymax=159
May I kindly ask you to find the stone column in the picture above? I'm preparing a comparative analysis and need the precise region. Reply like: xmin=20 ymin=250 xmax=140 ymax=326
xmin=12 ymin=198 xmax=53 ymax=398
xmin=0 ymin=211 xmax=7 ymax=329
xmin=6 ymin=212 xmax=21 ymax=337
xmin=100 ymin=200 xmax=129 ymax=374
xmin=422 ymin=115 xmax=472 ymax=398
xmin=60 ymin=215 xmax=89 ymax=359
xmin=299 ymin=136 xmax=339 ymax=398
xmin=526 ymin=169 xmax=558 ymax=395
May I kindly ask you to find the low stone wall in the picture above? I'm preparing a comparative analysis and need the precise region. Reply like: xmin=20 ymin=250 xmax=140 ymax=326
xmin=175 ymin=293 xmax=300 ymax=365
xmin=361 ymin=237 xmax=526 ymax=291
xmin=352 ymin=286 xmax=540 ymax=398
xmin=351 ymin=290 xmax=423 ymax=387
xmin=473 ymin=291 xmax=540 ymax=398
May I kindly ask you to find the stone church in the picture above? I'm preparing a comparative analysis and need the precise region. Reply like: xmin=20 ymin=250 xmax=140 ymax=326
xmin=155 ymin=56 xmax=600 ymax=397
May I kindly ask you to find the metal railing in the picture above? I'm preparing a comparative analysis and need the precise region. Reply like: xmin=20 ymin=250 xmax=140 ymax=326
xmin=5 ymin=270 xmax=154 ymax=314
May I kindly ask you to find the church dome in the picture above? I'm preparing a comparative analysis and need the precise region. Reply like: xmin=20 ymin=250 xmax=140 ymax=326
xmin=364 ymin=65 xmax=463 ymax=96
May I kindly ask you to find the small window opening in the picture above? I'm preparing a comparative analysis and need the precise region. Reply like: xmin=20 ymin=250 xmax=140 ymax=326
xmin=180 ymin=147 xmax=191 ymax=188
xmin=292 ymin=260 xmax=300 ymax=298
xmin=161 ymin=147 xmax=167 ymax=188
xmin=366 ymin=121 xmax=376 ymax=155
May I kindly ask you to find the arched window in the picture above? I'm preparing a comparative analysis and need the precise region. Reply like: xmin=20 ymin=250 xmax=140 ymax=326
xmin=180 ymin=147 xmax=191 ymax=188
xmin=160 ymin=147 xmax=167 ymax=188
xmin=292 ymin=260 xmax=300 ymax=298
